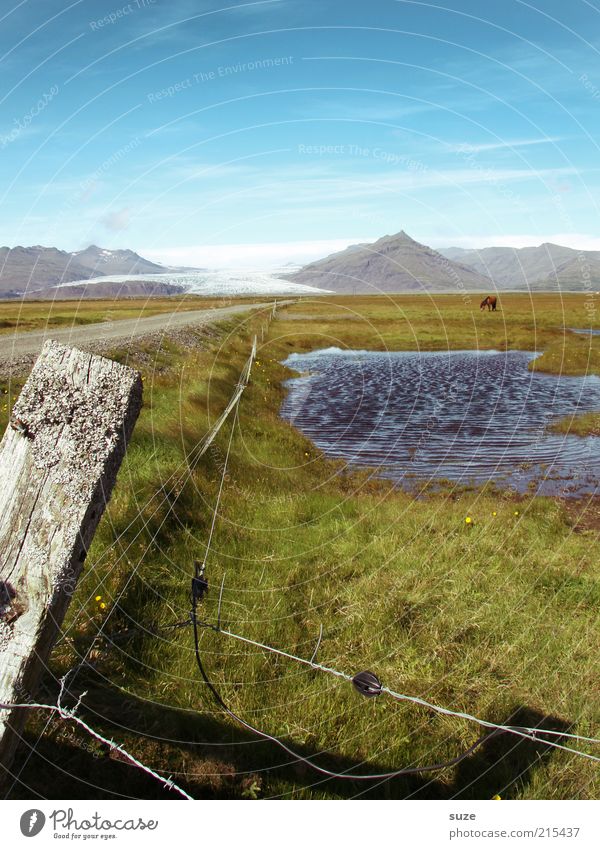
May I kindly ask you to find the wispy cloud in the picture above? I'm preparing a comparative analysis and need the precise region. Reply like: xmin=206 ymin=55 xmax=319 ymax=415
xmin=304 ymin=98 xmax=438 ymax=122
xmin=447 ymin=137 xmax=567 ymax=154
xmin=219 ymin=165 xmax=581 ymax=205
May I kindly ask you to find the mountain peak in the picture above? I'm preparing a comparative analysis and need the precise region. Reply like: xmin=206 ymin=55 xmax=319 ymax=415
xmin=285 ymin=230 xmax=491 ymax=293
xmin=72 ymin=244 xmax=102 ymax=254
xmin=375 ymin=230 xmax=413 ymax=243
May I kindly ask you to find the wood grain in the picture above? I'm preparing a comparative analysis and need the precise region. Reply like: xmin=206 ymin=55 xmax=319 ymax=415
xmin=0 ymin=340 xmax=142 ymax=772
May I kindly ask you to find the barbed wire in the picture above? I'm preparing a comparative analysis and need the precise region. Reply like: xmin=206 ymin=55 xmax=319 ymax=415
xmin=8 ymin=310 xmax=599 ymax=796
xmin=0 ymin=675 xmax=193 ymax=800
xmin=3 ymin=328 xmax=262 ymax=799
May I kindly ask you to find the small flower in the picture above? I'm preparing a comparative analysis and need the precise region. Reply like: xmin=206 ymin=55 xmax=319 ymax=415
xmin=465 ymin=517 xmax=473 ymax=524
xmin=492 ymin=794 xmax=501 ymax=800
xmin=95 ymin=595 xmax=102 ymax=602
xmin=514 ymin=510 xmax=520 ymax=516
xmin=492 ymin=511 xmax=497 ymax=516
xmin=99 ymin=602 xmax=106 ymax=610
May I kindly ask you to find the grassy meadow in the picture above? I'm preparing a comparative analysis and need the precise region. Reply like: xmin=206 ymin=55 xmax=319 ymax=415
xmin=0 ymin=294 xmax=277 ymax=335
xmin=4 ymin=293 xmax=600 ymax=800
xmin=274 ymin=292 xmax=600 ymax=374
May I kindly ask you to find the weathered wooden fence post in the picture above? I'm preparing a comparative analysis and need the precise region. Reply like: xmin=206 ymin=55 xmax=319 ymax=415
xmin=0 ymin=340 xmax=142 ymax=775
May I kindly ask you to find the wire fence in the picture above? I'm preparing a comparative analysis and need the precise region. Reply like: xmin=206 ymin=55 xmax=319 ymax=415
xmin=0 ymin=679 xmax=193 ymax=800
xmin=4 ymin=301 xmax=599 ymax=798
xmin=194 ymin=614 xmax=600 ymax=765
xmin=1 ymin=323 xmax=261 ymax=800
xmin=189 ymin=395 xmax=600 ymax=779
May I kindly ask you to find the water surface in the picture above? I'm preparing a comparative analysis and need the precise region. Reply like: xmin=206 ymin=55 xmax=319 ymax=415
xmin=569 ymin=327 xmax=600 ymax=336
xmin=281 ymin=348 xmax=600 ymax=497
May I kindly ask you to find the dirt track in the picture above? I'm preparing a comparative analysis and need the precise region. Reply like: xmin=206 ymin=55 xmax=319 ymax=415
xmin=0 ymin=301 xmax=290 ymax=378
xmin=0 ymin=301 xmax=281 ymax=361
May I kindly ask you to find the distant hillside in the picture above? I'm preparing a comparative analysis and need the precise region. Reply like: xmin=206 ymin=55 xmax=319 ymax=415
xmin=71 ymin=245 xmax=166 ymax=277
xmin=440 ymin=244 xmax=600 ymax=290
xmin=0 ymin=246 xmax=88 ymax=295
xmin=0 ymin=244 xmax=170 ymax=297
xmin=285 ymin=231 xmax=492 ymax=293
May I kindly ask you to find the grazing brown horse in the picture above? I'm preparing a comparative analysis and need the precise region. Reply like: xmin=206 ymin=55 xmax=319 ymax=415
xmin=480 ymin=295 xmax=498 ymax=311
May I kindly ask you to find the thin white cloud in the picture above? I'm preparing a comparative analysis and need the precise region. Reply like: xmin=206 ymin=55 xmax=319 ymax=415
xmin=224 ymin=166 xmax=580 ymax=206
xmin=128 ymin=164 xmax=582 ymax=214
xmin=448 ymin=137 xmax=566 ymax=153
xmin=306 ymin=100 xmax=438 ymax=122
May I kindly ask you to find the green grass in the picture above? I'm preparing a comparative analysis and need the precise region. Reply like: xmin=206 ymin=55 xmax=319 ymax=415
xmin=6 ymin=295 xmax=600 ymax=800
xmin=549 ymin=411 xmax=600 ymax=437
xmin=277 ymin=293 xmax=600 ymax=376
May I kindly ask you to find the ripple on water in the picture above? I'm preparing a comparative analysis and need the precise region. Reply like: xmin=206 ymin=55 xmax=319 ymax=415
xmin=280 ymin=349 xmax=600 ymax=497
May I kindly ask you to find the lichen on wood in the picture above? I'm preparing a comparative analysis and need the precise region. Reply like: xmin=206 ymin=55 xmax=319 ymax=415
xmin=0 ymin=340 xmax=142 ymax=773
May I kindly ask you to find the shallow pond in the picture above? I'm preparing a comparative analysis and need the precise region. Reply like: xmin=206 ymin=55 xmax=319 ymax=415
xmin=281 ymin=348 xmax=600 ymax=497
xmin=569 ymin=327 xmax=600 ymax=336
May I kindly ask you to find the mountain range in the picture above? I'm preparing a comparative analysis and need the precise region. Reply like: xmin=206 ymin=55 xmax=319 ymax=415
xmin=439 ymin=244 xmax=600 ymax=290
xmin=2 ymin=234 xmax=599 ymax=299
xmin=286 ymin=232 xmax=600 ymax=293
xmin=0 ymin=245 xmax=172 ymax=297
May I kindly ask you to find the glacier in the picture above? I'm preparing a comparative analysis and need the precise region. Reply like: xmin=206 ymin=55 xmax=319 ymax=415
xmin=56 ymin=270 xmax=330 ymax=296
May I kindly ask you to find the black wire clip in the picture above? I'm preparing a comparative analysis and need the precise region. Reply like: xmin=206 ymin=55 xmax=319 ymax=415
xmin=191 ymin=560 xmax=209 ymax=604
xmin=352 ymin=670 xmax=383 ymax=698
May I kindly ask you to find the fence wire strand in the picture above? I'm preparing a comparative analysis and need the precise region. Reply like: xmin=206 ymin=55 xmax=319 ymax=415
xmin=1 ymin=331 xmax=260 ymax=800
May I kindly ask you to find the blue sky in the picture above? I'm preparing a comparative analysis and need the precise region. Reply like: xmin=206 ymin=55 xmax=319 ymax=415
xmin=1 ymin=0 xmax=600 ymax=266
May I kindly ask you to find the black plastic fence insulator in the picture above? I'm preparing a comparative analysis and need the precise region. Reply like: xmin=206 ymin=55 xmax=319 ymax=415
xmin=352 ymin=670 xmax=383 ymax=698
xmin=192 ymin=562 xmax=209 ymax=602
xmin=191 ymin=576 xmax=208 ymax=601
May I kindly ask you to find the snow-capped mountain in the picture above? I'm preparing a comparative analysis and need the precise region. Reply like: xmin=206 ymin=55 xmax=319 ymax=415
xmin=70 ymin=245 xmax=166 ymax=277
xmin=0 ymin=244 xmax=168 ymax=296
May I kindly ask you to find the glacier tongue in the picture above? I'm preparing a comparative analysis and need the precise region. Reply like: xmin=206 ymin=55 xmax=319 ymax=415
xmin=57 ymin=270 xmax=330 ymax=296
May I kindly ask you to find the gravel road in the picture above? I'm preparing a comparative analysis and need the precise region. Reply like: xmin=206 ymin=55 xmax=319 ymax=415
xmin=0 ymin=301 xmax=281 ymax=360
xmin=0 ymin=300 xmax=290 ymax=378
